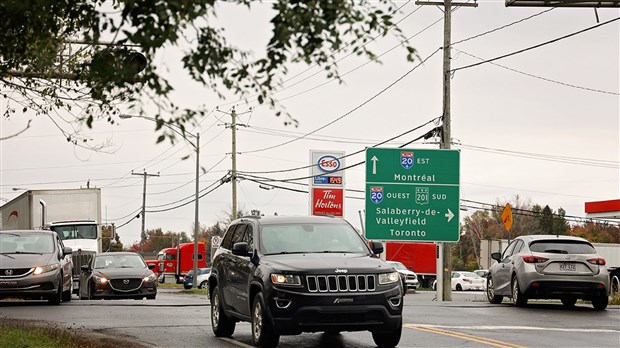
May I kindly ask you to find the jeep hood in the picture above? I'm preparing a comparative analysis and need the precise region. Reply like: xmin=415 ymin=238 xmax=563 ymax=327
xmin=261 ymin=253 xmax=393 ymax=274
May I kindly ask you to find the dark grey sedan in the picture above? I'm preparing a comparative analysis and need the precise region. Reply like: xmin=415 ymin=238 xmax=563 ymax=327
xmin=79 ymin=252 xmax=157 ymax=300
xmin=487 ymin=235 xmax=610 ymax=310
xmin=0 ymin=230 xmax=73 ymax=304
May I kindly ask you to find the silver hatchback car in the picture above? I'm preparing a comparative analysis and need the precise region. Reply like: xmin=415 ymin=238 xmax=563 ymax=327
xmin=487 ymin=235 xmax=609 ymax=310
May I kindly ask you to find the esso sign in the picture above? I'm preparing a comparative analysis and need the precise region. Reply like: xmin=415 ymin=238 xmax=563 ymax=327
xmin=318 ymin=155 xmax=340 ymax=173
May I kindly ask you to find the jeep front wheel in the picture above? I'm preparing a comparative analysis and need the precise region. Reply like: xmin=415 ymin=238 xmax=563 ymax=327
xmin=211 ymin=285 xmax=235 ymax=337
xmin=371 ymin=318 xmax=402 ymax=348
xmin=251 ymin=293 xmax=280 ymax=348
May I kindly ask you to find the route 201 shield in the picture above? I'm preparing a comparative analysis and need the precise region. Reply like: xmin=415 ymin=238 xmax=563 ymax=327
xmin=401 ymin=151 xmax=414 ymax=169
xmin=370 ymin=186 xmax=384 ymax=204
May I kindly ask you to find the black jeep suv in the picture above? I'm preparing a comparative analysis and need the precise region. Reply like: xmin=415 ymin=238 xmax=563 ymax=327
xmin=209 ymin=215 xmax=403 ymax=348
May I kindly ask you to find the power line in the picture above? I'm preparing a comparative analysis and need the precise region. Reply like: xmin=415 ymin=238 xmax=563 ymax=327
xmin=451 ymin=8 xmax=555 ymax=46
xmin=452 ymin=16 xmax=620 ymax=72
xmin=231 ymin=175 xmax=620 ymax=226
xmin=238 ymin=124 xmax=441 ymax=183
xmin=457 ymin=143 xmax=619 ymax=169
xmin=452 ymin=49 xmax=619 ymax=96
xmin=237 ymin=116 xmax=441 ymax=175
xmin=240 ymin=48 xmax=443 ymax=155
xmin=460 ymin=199 xmax=619 ymax=226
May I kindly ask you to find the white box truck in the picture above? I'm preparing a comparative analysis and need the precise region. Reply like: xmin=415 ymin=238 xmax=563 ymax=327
xmin=0 ymin=188 xmax=103 ymax=294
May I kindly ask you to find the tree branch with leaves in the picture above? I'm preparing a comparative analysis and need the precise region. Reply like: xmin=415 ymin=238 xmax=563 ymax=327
xmin=0 ymin=0 xmax=416 ymax=146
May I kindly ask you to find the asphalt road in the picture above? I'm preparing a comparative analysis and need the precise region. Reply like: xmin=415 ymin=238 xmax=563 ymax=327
xmin=0 ymin=289 xmax=618 ymax=348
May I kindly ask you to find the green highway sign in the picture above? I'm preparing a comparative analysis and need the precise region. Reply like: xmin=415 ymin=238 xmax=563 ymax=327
xmin=365 ymin=148 xmax=460 ymax=242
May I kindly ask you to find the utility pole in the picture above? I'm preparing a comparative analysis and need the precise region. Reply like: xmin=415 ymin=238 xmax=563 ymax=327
xmin=416 ymin=0 xmax=477 ymax=302
xmin=192 ymin=132 xmax=200 ymax=288
xmin=132 ymin=169 xmax=159 ymax=252
xmin=231 ymin=108 xmax=238 ymax=220
xmin=218 ymin=107 xmax=249 ymax=221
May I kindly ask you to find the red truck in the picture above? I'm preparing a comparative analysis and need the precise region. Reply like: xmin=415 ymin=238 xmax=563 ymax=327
xmin=146 ymin=242 xmax=207 ymax=283
xmin=385 ymin=242 xmax=437 ymax=288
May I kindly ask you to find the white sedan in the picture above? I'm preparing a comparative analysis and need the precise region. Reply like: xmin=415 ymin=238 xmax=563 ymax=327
xmin=451 ymin=271 xmax=486 ymax=291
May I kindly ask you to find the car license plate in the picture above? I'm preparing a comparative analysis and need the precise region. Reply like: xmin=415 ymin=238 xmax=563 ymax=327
xmin=559 ymin=263 xmax=576 ymax=271
xmin=0 ymin=280 xmax=18 ymax=287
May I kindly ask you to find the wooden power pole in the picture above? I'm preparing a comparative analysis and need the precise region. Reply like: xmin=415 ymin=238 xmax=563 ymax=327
xmin=416 ymin=0 xmax=477 ymax=301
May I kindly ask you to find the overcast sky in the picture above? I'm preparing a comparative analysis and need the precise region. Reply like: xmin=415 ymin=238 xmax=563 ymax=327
xmin=1 ymin=1 xmax=619 ymax=247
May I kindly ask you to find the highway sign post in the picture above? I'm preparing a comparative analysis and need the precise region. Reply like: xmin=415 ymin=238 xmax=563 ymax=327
xmin=365 ymin=148 xmax=460 ymax=242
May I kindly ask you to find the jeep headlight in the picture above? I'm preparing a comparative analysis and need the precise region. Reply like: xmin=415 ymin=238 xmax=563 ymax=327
xmin=378 ymin=272 xmax=400 ymax=285
xmin=33 ymin=264 xmax=59 ymax=275
xmin=271 ymin=274 xmax=301 ymax=287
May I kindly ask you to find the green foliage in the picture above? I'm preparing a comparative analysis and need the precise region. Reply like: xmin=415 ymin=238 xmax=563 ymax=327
xmin=101 ymin=224 xmax=124 ymax=252
xmin=0 ymin=0 xmax=415 ymax=143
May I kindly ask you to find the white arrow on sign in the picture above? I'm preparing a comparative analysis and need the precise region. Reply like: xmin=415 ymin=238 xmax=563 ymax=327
xmin=371 ymin=155 xmax=379 ymax=174
xmin=445 ymin=209 xmax=454 ymax=222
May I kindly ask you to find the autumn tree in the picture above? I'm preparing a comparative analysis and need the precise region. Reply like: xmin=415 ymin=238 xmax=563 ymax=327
xmin=532 ymin=204 xmax=569 ymax=235
xmin=457 ymin=196 xmax=571 ymax=271
xmin=456 ymin=210 xmax=503 ymax=269
xmin=138 ymin=228 xmax=190 ymax=252
xmin=196 ymin=222 xmax=226 ymax=261
xmin=569 ymin=222 xmax=620 ymax=243
xmin=0 ymin=1 xmax=416 ymax=145
xmin=101 ymin=224 xmax=124 ymax=252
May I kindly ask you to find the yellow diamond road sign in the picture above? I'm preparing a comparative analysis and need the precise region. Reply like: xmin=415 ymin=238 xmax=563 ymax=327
xmin=502 ymin=203 xmax=513 ymax=232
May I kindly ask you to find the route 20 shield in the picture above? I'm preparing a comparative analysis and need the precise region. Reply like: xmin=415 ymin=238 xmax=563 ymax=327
xmin=401 ymin=151 xmax=414 ymax=169
xmin=370 ymin=186 xmax=384 ymax=204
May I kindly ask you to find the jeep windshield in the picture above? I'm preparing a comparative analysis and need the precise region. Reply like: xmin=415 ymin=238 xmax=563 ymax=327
xmin=259 ymin=222 xmax=369 ymax=255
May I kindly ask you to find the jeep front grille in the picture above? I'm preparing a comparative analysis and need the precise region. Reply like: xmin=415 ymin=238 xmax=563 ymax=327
xmin=306 ymin=275 xmax=376 ymax=293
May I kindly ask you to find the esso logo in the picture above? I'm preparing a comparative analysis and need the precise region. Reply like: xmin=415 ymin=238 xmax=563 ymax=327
xmin=318 ymin=155 xmax=340 ymax=172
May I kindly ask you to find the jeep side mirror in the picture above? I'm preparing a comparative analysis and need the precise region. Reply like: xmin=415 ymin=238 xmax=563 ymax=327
xmin=370 ymin=241 xmax=383 ymax=254
xmin=491 ymin=252 xmax=501 ymax=261
xmin=232 ymin=242 xmax=251 ymax=257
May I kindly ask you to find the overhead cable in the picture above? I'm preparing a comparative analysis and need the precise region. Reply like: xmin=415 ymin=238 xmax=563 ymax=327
xmin=452 ymin=16 xmax=620 ymax=72
xmin=240 ymin=48 xmax=443 ymax=155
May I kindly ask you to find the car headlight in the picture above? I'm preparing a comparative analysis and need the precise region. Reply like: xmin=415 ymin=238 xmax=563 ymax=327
xmin=144 ymin=274 xmax=157 ymax=282
xmin=93 ymin=275 xmax=109 ymax=284
xmin=271 ymin=274 xmax=302 ymax=287
xmin=379 ymin=272 xmax=400 ymax=285
xmin=33 ymin=264 xmax=59 ymax=275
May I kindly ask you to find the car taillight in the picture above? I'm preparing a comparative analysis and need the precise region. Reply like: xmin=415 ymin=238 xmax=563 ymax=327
xmin=523 ymin=255 xmax=548 ymax=263
xmin=463 ymin=278 xmax=472 ymax=283
xmin=587 ymin=257 xmax=606 ymax=265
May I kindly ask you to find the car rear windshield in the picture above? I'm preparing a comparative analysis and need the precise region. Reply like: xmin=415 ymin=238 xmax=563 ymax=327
xmin=529 ymin=240 xmax=597 ymax=254
xmin=260 ymin=222 xmax=369 ymax=255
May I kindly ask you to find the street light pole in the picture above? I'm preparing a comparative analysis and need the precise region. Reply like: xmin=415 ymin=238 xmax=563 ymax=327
xmin=120 ymin=114 xmax=201 ymax=288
